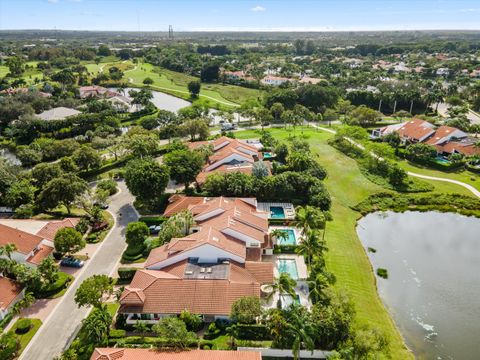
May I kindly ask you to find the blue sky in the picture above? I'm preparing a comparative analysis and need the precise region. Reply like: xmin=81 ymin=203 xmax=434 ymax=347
xmin=1 ymin=0 xmax=479 ymax=31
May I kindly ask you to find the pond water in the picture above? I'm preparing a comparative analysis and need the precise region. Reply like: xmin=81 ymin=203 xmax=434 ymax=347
xmin=117 ymin=87 xmax=191 ymax=113
xmin=357 ymin=211 xmax=480 ymax=360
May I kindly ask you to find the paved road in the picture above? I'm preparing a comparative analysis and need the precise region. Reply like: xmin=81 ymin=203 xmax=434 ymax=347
xmin=20 ymin=181 xmax=138 ymax=360
xmin=310 ymin=124 xmax=480 ymax=199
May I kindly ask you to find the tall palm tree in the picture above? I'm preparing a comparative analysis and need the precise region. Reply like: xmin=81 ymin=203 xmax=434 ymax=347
xmin=307 ymin=273 xmax=329 ymax=304
xmin=286 ymin=305 xmax=316 ymax=360
xmin=270 ymin=229 xmax=288 ymax=245
xmin=295 ymin=206 xmax=326 ymax=235
xmin=265 ymin=273 xmax=297 ymax=308
xmin=11 ymin=292 xmax=35 ymax=315
xmin=295 ymin=229 xmax=327 ymax=268
xmin=0 ymin=243 xmax=17 ymax=261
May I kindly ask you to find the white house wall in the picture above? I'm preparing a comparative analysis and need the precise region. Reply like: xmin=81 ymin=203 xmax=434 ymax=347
xmin=146 ymin=243 xmax=244 ymax=270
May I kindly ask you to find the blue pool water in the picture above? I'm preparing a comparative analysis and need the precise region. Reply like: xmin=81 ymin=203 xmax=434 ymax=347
xmin=263 ymin=152 xmax=274 ymax=159
xmin=278 ymin=259 xmax=299 ymax=279
xmin=435 ymin=157 xmax=451 ymax=165
xmin=270 ymin=206 xmax=285 ymax=219
xmin=277 ymin=229 xmax=296 ymax=245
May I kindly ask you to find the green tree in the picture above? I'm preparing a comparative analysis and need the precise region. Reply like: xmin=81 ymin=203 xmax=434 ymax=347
xmin=6 ymin=56 xmax=25 ymax=76
xmin=133 ymin=320 xmax=150 ymax=338
xmin=405 ymin=143 xmax=437 ymax=163
xmin=0 ymin=331 xmax=20 ymax=360
xmin=0 ymin=243 xmax=17 ymax=261
xmin=73 ymin=146 xmax=101 ymax=171
xmin=163 ymin=149 xmax=204 ymax=189
xmin=5 ymin=179 xmax=36 ymax=208
xmin=74 ymin=275 xmax=114 ymax=308
xmin=230 ymin=296 xmax=262 ymax=324
xmin=127 ymin=134 xmax=159 ymax=158
xmin=270 ymin=102 xmax=285 ymax=123
xmin=142 ymin=77 xmax=154 ymax=86
xmin=125 ymin=222 xmax=149 ymax=248
xmin=80 ymin=306 xmax=112 ymax=345
xmin=348 ymin=105 xmax=382 ymax=127
xmin=252 ymin=161 xmax=269 ymax=178
xmin=265 ymin=273 xmax=297 ymax=308
xmin=188 ymin=80 xmax=201 ymax=98
xmin=37 ymin=173 xmax=88 ymax=214
xmin=152 ymin=317 xmax=196 ymax=349
xmin=296 ymin=229 xmax=326 ymax=268
xmin=32 ymin=163 xmax=63 ymax=188
xmin=37 ymin=256 xmax=59 ymax=286
xmin=125 ymin=158 xmax=169 ymax=204
xmin=179 ymin=119 xmax=209 ymax=140
xmin=295 ymin=205 xmax=326 ymax=235
xmin=54 ymin=228 xmax=85 ymax=255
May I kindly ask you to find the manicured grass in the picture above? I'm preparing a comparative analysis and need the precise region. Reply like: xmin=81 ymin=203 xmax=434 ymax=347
xmin=38 ymin=271 xmax=74 ymax=299
xmin=106 ymin=302 xmax=120 ymax=318
xmin=125 ymin=61 xmax=261 ymax=109
xmin=397 ymin=159 xmax=480 ymax=192
xmin=10 ymin=318 xmax=42 ymax=356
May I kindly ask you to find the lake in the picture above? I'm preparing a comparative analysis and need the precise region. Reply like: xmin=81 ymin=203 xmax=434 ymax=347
xmin=357 ymin=211 xmax=480 ymax=360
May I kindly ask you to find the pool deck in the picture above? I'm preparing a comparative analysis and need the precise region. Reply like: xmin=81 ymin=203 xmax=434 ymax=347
xmin=257 ymin=202 xmax=296 ymax=219
xmin=272 ymin=254 xmax=308 ymax=280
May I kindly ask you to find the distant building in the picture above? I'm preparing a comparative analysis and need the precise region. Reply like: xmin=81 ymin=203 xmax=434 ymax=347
xmin=36 ymin=107 xmax=81 ymax=121
xmin=261 ymin=75 xmax=290 ymax=86
xmin=79 ymin=85 xmax=118 ymax=99
xmin=0 ymin=87 xmax=52 ymax=98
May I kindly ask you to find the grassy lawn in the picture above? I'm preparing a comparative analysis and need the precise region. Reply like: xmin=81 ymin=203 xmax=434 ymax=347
xmin=10 ymin=318 xmax=42 ymax=356
xmin=37 ymin=271 xmax=74 ymax=299
xmin=397 ymin=159 xmax=480 ymax=192
xmin=125 ymin=61 xmax=261 ymax=109
xmin=106 ymin=302 xmax=120 ymax=318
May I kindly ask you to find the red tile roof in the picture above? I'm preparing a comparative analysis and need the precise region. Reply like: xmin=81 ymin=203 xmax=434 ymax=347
xmin=120 ymin=261 xmax=272 ymax=316
xmin=0 ymin=223 xmax=44 ymax=255
xmin=396 ymin=118 xmax=435 ymax=142
xmin=436 ymin=141 xmax=480 ymax=156
xmin=26 ymin=245 xmax=54 ymax=265
xmin=164 ymin=196 xmax=205 ymax=217
xmin=36 ymin=218 xmax=80 ymax=241
xmin=90 ymin=349 xmax=261 ymax=360
xmin=0 ymin=277 xmax=23 ymax=311
xmin=424 ymin=126 xmax=466 ymax=145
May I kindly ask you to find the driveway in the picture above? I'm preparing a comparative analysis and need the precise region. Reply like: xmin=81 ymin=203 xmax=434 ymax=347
xmin=20 ymin=181 xmax=138 ymax=360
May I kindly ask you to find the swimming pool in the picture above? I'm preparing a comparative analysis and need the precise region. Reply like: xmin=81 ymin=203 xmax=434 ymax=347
xmin=435 ymin=157 xmax=451 ymax=165
xmin=277 ymin=229 xmax=296 ymax=245
xmin=270 ymin=206 xmax=285 ymax=219
xmin=263 ymin=152 xmax=274 ymax=159
xmin=277 ymin=259 xmax=299 ymax=279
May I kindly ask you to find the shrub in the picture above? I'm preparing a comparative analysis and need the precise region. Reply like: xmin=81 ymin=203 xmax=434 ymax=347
xmin=97 ymin=179 xmax=118 ymax=195
xmin=235 ymin=324 xmax=270 ymax=340
xmin=180 ymin=310 xmax=204 ymax=332
xmin=199 ymin=340 xmax=214 ymax=350
xmin=109 ymin=329 xmax=126 ymax=339
xmin=75 ymin=217 xmax=89 ymax=234
xmin=15 ymin=318 xmax=32 ymax=334
xmin=117 ymin=267 xmax=137 ymax=282
xmin=273 ymin=244 xmax=297 ymax=254
xmin=139 ymin=216 xmax=168 ymax=226
xmin=203 ymin=322 xmax=222 ymax=340
xmin=377 ymin=268 xmax=388 ymax=279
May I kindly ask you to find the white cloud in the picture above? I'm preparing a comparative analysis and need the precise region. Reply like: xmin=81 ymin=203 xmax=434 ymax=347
xmin=250 ymin=5 xmax=266 ymax=12
xmin=47 ymin=0 xmax=59 ymax=3
xmin=459 ymin=8 xmax=480 ymax=12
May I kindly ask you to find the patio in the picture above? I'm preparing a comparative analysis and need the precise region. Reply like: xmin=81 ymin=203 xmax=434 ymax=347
xmin=257 ymin=202 xmax=296 ymax=219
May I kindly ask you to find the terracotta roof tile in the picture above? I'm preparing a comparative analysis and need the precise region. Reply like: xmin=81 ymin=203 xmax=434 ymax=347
xmin=26 ymin=245 xmax=54 ymax=265
xmin=91 ymin=349 xmax=261 ymax=360
xmin=396 ymin=118 xmax=435 ymax=141
xmin=36 ymin=218 xmax=80 ymax=241
xmin=0 ymin=223 xmax=44 ymax=255
xmin=0 ymin=277 xmax=23 ymax=311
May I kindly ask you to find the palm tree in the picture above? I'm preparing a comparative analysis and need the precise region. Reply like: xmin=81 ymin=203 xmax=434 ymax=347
xmin=306 ymin=273 xmax=329 ymax=304
xmin=265 ymin=273 xmax=297 ymax=308
xmin=295 ymin=229 xmax=327 ymax=268
xmin=0 ymin=243 xmax=17 ymax=260
xmin=270 ymin=229 xmax=288 ymax=245
xmin=286 ymin=305 xmax=315 ymax=360
xmin=133 ymin=320 xmax=149 ymax=338
xmin=295 ymin=206 xmax=326 ymax=235
xmin=81 ymin=306 xmax=112 ymax=345
xmin=11 ymin=292 xmax=35 ymax=315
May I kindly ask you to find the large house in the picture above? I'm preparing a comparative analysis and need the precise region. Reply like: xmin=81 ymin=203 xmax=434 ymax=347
xmin=372 ymin=118 xmax=479 ymax=156
xmin=119 ymin=196 xmax=273 ymax=323
xmin=260 ymin=75 xmax=290 ymax=86
xmin=90 ymin=349 xmax=261 ymax=360
xmin=0 ymin=277 xmax=24 ymax=321
xmin=79 ymin=85 xmax=118 ymax=99
xmin=0 ymin=218 xmax=79 ymax=266
xmin=188 ymin=136 xmax=267 ymax=184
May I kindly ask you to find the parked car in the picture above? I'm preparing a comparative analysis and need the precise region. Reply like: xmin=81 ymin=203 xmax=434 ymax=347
xmin=60 ymin=256 xmax=84 ymax=268
xmin=221 ymin=123 xmax=237 ymax=131
xmin=149 ymin=225 xmax=162 ymax=234
xmin=94 ymin=202 xmax=109 ymax=209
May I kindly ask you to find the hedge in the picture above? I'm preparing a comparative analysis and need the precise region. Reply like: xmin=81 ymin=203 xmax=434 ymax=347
xmin=35 ymin=272 xmax=73 ymax=298
xmin=117 ymin=267 xmax=137 ymax=282
xmin=273 ymin=244 xmax=298 ymax=254
xmin=109 ymin=329 xmax=126 ymax=339
xmin=139 ymin=216 xmax=168 ymax=226
xmin=0 ymin=313 xmax=13 ymax=330
xmin=235 ymin=324 xmax=270 ymax=340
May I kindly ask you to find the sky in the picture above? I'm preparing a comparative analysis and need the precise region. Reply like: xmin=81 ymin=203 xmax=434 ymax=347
xmin=1 ymin=0 xmax=480 ymax=32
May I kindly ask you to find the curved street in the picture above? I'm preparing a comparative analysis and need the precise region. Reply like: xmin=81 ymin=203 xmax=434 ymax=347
xmin=20 ymin=181 xmax=138 ymax=360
